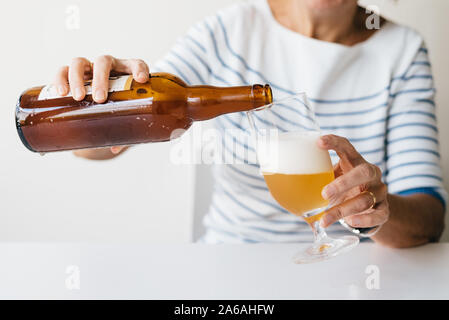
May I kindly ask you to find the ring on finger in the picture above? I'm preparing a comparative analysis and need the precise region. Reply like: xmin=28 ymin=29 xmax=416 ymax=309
xmin=363 ymin=190 xmax=377 ymax=210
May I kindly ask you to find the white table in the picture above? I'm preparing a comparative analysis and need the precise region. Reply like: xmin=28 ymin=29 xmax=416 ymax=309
xmin=0 ymin=242 xmax=448 ymax=299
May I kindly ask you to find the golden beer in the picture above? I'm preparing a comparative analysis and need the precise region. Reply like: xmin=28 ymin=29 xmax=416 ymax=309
xmin=16 ymin=73 xmax=272 ymax=153
xmin=263 ymin=171 xmax=334 ymax=219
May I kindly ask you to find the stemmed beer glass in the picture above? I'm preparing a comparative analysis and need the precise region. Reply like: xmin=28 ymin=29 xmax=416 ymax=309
xmin=247 ymin=93 xmax=359 ymax=263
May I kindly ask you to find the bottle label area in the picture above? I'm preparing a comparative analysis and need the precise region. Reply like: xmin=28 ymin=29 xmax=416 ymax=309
xmin=38 ymin=75 xmax=133 ymax=100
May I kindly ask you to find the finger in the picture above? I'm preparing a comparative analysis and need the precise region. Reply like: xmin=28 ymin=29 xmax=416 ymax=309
xmin=333 ymin=162 xmax=343 ymax=178
xmin=92 ymin=55 xmax=115 ymax=103
xmin=53 ymin=66 xmax=69 ymax=96
xmin=320 ymin=190 xmax=379 ymax=227
xmin=318 ymin=135 xmax=365 ymax=167
xmin=343 ymin=203 xmax=389 ymax=228
xmin=83 ymin=67 xmax=93 ymax=80
xmin=322 ymin=162 xmax=381 ymax=200
xmin=69 ymin=57 xmax=92 ymax=101
xmin=115 ymin=58 xmax=149 ymax=83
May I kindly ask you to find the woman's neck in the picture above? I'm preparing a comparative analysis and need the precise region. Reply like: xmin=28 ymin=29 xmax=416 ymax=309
xmin=268 ymin=0 xmax=378 ymax=46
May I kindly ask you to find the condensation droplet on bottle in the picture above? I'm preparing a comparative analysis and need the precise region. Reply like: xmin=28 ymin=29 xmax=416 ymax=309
xmin=30 ymin=121 xmax=33 ymax=125
xmin=136 ymin=117 xmax=141 ymax=120
xmin=50 ymin=119 xmax=54 ymax=122
xmin=39 ymin=152 xmax=46 ymax=157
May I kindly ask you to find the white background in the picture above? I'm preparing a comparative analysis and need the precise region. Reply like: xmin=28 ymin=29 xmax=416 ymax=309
xmin=0 ymin=0 xmax=448 ymax=243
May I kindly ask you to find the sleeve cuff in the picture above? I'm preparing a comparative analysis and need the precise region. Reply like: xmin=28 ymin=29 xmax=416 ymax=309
xmin=396 ymin=187 xmax=446 ymax=209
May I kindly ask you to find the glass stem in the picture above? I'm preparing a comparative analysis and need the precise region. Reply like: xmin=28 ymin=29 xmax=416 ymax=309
xmin=311 ymin=220 xmax=328 ymax=243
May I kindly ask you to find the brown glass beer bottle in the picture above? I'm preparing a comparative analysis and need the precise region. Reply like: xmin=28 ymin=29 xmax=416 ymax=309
xmin=15 ymin=72 xmax=272 ymax=153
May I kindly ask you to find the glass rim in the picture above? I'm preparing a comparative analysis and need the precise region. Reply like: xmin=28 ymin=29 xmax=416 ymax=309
xmin=248 ymin=91 xmax=308 ymax=112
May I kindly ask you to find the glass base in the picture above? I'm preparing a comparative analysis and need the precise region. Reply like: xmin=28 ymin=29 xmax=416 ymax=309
xmin=292 ymin=235 xmax=359 ymax=264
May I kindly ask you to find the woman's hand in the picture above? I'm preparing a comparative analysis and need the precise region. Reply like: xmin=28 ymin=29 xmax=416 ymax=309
xmin=54 ymin=55 xmax=150 ymax=158
xmin=54 ymin=55 xmax=150 ymax=102
xmin=317 ymin=134 xmax=390 ymax=230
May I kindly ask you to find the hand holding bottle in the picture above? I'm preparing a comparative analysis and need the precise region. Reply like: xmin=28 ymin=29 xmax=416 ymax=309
xmin=55 ymin=55 xmax=150 ymax=102
xmin=54 ymin=55 xmax=150 ymax=158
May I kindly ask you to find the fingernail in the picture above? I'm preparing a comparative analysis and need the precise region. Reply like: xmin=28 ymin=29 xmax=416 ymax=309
xmin=57 ymin=85 xmax=66 ymax=96
xmin=94 ymin=90 xmax=106 ymax=102
xmin=322 ymin=185 xmax=334 ymax=200
xmin=73 ymin=87 xmax=84 ymax=100
xmin=111 ymin=147 xmax=121 ymax=154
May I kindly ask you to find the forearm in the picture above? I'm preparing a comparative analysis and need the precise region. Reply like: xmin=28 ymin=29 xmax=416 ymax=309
xmin=372 ymin=193 xmax=445 ymax=248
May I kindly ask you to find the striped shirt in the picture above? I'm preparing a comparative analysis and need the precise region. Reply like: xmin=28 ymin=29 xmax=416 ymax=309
xmin=153 ymin=0 xmax=447 ymax=243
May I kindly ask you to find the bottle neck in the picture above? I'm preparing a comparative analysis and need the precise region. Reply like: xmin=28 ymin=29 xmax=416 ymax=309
xmin=186 ymin=84 xmax=272 ymax=121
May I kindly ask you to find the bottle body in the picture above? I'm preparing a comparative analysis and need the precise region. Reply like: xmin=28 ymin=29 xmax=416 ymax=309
xmin=16 ymin=72 xmax=272 ymax=153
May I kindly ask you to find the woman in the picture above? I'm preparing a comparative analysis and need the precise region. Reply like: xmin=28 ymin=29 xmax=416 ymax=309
xmin=54 ymin=0 xmax=446 ymax=247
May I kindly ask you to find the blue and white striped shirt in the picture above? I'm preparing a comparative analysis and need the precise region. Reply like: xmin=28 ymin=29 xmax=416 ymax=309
xmin=153 ymin=0 xmax=447 ymax=243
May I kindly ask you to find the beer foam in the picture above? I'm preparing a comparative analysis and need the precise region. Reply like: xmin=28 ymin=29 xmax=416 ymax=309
xmin=257 ymin=131 xmax=333 ymax=174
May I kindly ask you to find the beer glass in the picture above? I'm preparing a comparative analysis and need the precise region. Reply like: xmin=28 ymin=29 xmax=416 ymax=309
xmin=247 ymin=93 xmax=359 ymax=263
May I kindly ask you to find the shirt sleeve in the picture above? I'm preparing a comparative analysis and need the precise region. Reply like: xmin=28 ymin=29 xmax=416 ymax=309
xmin=151 ymin=19 xmax=213 ymax=86
xmin=385 ymin=41 xmax=447 ymax=207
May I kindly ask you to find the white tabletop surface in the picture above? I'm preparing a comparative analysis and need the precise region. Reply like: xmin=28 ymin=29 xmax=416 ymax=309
xmin=0 ymin=242 xmax=448 ymax=299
